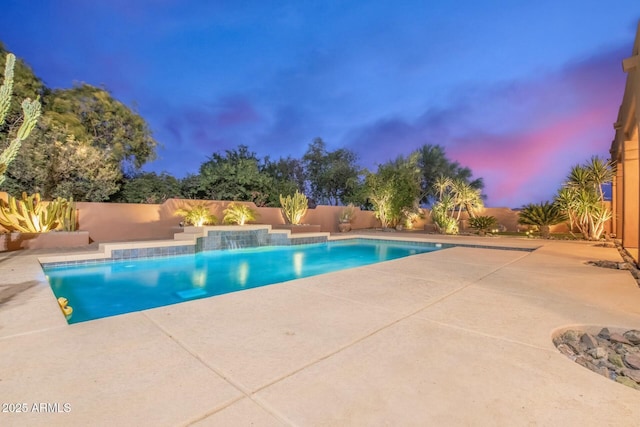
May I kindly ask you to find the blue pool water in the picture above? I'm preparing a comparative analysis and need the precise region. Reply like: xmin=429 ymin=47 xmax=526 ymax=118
xmin=44 ymin=238 xmax=444 ymax=324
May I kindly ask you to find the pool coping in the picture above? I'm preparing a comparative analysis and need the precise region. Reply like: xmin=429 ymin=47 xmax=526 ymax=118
xmin=38 ymin=225 xmax=539 ymax=268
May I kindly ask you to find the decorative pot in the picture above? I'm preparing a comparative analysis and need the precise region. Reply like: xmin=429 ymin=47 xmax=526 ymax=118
xmin=338 ymin=222 xmax=351 ymax=233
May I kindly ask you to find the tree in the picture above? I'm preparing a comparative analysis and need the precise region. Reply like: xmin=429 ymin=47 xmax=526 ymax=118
xmin=262 ymin=156 xmax=305 ymax=206
xmin=198 ymin=145 xmax=275 ymax=206
xmin=3 ymin=116 xmax=121 ymax=201
xmin=44 ymin=84 xmax=157 ymax=174
xmin=1 ymin=49 xmax=158 ymax=200
xmin=364 ymin=154 xmax=422 ymax=228
xmin=449 ymin=178 xmax=483 ymax=220
xmin=554 ymin=156 xmax=614 ymax=240
xmin=302 ymin=138 xmax=361 ymax=206
xmin=113 ymin=172 xmax=182 ymax=203
xmin=430 ymin=176 xmax=483 ymax=234
xmin=415 ymin=144 xmax=484 ymax=205
xmin=179 ymin=174 xmax=207 ymax=200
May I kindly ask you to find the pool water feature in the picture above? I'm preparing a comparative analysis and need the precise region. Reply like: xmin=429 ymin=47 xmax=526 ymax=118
xmin=43 ymin=238 xmax=445 ymax=324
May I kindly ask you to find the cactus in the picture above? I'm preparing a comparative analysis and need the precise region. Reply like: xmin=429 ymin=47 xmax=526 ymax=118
xmin=0 ymin=53 xmax=42 ymax=184
xmin=279 ymin=190 xmax=308 ymax=225
xmin=0 ymin=192 xmax=75 ymax=233
xmin=59 ymin=197 xmax=78 ymax=231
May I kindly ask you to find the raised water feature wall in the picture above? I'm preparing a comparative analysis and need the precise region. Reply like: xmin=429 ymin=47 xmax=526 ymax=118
xmin=195 ymin=227 xmax=328 ymax=251
xmin=40 ymin=225 xmax=330 ymax=267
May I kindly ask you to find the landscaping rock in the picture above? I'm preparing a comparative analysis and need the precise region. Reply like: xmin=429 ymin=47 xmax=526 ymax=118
xmin=587 ymin=347 xmax=607 ymax=359
xmin=555 ymin=327 xmax=640 ymax=391
xmin=610 ymin=333 xmax=633 ymax=346
xmin=624 ymin=353 xmax=640 ymax=370
xmin=609 ymin=353 xmax=625 ymax=368
xmin=623 ymin=330 xmax=640 ymax=345
xmin=623 ymin=369 xmax=640 ymax=383
xmin=557 ymin=343 xmax=577 ymax=359
xmin=616 ymin=376 xmax=640 ymax=390
xmin=580 ymin=333 xmax=599 ymax=349
xmin=613 ymin=343 xmax=630 ymax=355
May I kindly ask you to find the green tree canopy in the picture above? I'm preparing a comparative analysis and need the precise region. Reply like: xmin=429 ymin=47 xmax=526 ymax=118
xmin=112 ymin=172 xmax=182 ymax=203
xmin=415 ymin=144 xmax=484 ymax=205
xmin=364 ymin=154 xmax=422 ymax=228
xmin=198 ymin=145 xmax=275 ymax=206
xmin=3 ymin=116 xmax=121 ymax=201
xmin=0 ymin=48 xmax=159 ymax=201
xmin=302 ymin=138 xmax=361 ymax=206
xmin=44 ymin=84 xmax=157 ymax=173
xmin=262 ymin=155 xmax=306 ymax=205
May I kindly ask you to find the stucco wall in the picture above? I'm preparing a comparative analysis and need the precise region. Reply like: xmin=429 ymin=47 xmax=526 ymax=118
xmin=74 ymin=200 xmax=542 ymax=242
xmin=3 ymin=192 xmax=608 ymax=243
xmin=75 ymin=199 xmax=382 ymax=242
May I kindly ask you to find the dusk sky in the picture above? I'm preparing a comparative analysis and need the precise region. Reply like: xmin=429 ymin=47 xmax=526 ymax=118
xmin=1 ymin=1 xmax=639 ymax=207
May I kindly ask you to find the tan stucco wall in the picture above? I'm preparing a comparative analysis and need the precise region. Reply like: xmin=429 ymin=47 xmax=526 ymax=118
xmin=0 ymin=192 xmax=584 ymax=242
xmin=610 ymin=22 xmax=640 ymax=263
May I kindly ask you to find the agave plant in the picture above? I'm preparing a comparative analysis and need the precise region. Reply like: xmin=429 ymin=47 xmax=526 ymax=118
xmin=175 ymin=203 xmax=217 ymax=227
xmin=468 ymin=215 xmax=497 ymax=236
xmin=222 ymin=202 xmax=258 ymax=225
xmin=518 ymin=202 xmax=566 ymax=238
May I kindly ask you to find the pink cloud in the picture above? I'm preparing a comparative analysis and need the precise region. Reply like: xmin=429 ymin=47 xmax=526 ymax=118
xmin=345 ymin=44 xmax=628 ymax=208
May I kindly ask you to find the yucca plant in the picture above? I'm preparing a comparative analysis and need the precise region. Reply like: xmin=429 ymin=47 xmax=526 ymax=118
xmin=222 ymin=202 xmax=258 ymax=225
xmin=518 ymin=202 xmax=566 ymax=238
xmin=431 ymin=194 xmax=458 ymax=234
xmin=175 ymin=203 xmax=217 ymax=227
xmin=279 ymin=190 xmax=308 ymax=225
xmin=555 ymin=157 xmax=614 ymax=240
xmin=468 ymin=215 xmax=497 ymax=236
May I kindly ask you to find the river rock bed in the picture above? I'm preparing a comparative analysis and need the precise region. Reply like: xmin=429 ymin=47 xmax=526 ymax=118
xmin=553 ymin=328 xmax=640 ymax=390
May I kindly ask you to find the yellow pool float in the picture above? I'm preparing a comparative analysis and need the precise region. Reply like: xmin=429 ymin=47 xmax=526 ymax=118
xmin=57 ymin=297 xmax=73 ymax=316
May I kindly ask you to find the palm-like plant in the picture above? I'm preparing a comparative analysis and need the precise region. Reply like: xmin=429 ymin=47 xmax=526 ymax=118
xmin=518 ymin=202 xmax=566 ymax=238
xmin=223 ymin=202 xmax=257 ymax=225
xmin=556 ymin=156 xmax=614 ymax=240
xmin=431 ymin=193 xmax=458 ymax=234
xmin=430 ymin=176 xmax=483 ymax=233
xmin=468 ymin=215 xmax=497 ymax=236
xmin=175 ymin=203 xmax=217 ymax=227
xmin=584 ymin=156 xmax=615 ymax=202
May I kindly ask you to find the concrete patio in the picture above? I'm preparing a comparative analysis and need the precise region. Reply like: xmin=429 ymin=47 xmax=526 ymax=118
xmin=1 ymin=233 xmax=639 ymax=426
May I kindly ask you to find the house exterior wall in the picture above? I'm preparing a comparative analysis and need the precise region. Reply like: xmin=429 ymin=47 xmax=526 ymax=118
xmin=610 ymin=22 xmax=640 ymax=263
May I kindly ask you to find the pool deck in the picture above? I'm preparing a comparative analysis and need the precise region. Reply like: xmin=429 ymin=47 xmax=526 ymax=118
xmin=1 ymin=232 xmax=639 ymax=426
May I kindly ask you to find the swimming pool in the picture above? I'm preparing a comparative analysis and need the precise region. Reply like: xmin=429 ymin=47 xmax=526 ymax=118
xmin=44 ymin=238 xmax=445 ymax=324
